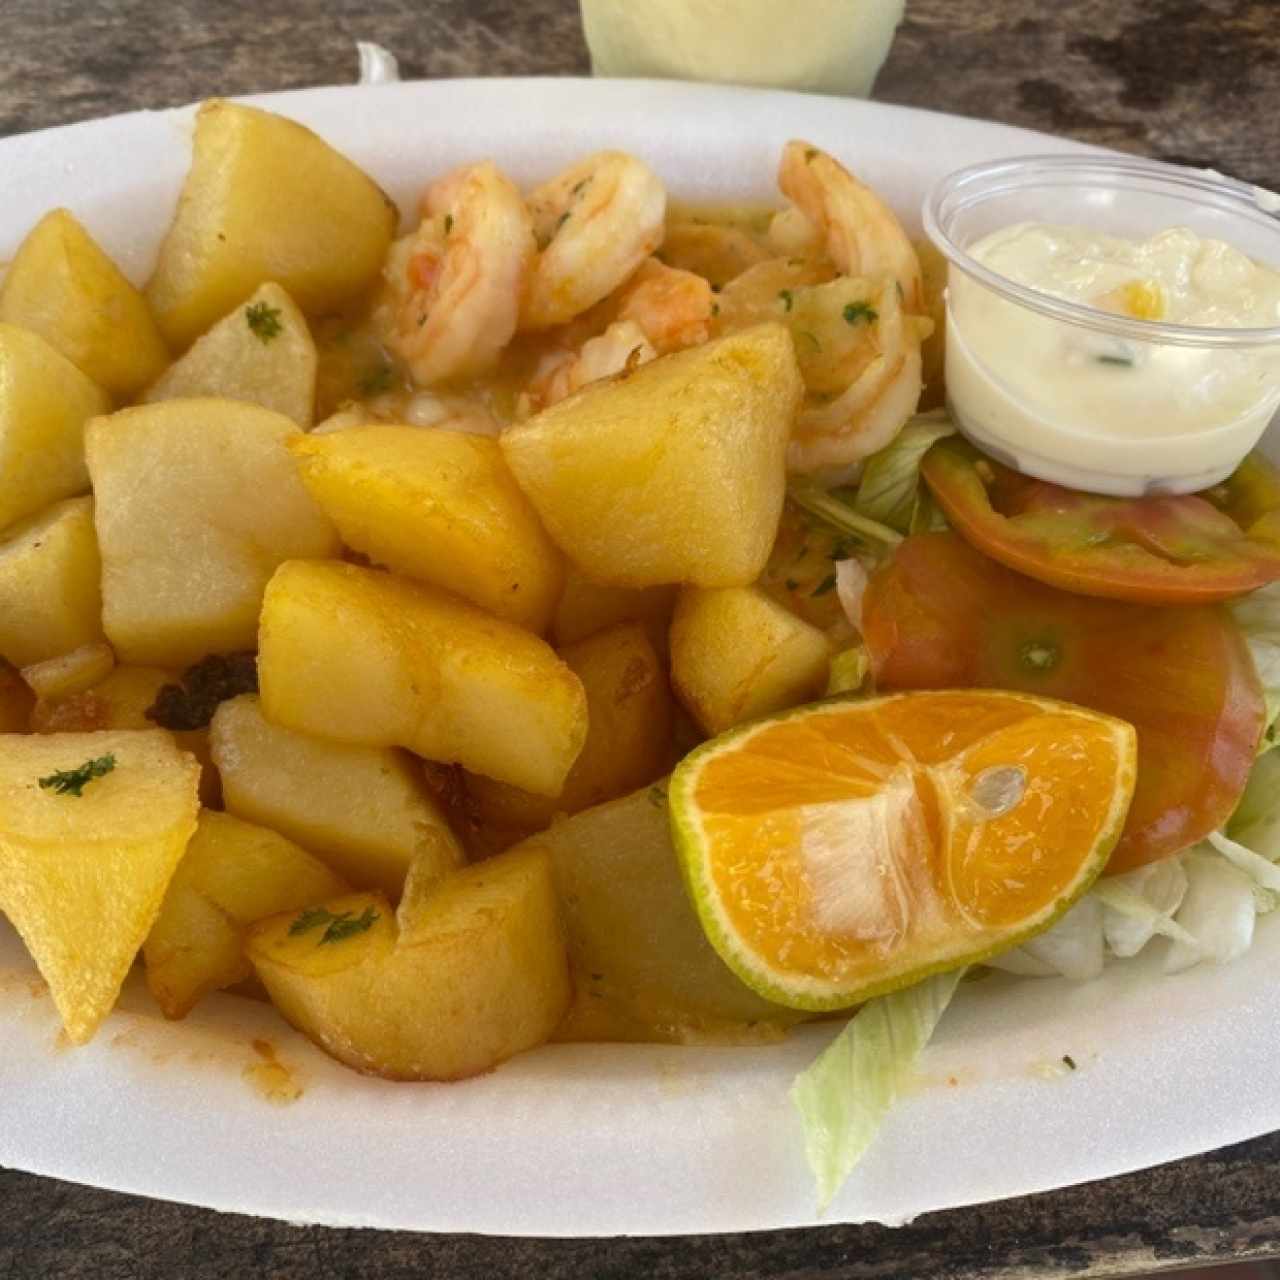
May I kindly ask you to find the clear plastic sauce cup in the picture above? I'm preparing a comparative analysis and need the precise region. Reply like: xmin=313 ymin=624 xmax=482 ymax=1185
xmin=923 ymin=156 xmax=1280 ymax=496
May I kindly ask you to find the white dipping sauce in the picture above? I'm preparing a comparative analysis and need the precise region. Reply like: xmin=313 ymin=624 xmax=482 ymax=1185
xmin=946 ymin=222 xmax=1280 ymax=495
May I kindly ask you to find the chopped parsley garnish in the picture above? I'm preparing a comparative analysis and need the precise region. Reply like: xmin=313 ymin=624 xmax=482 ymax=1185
xmin=778 ymin=289 xmax=794 ymax=312
xmin=812 ymin=574 xmax=837 ymax=597
xmin=1096 ymin=353 xmax=1134 ymax=367
xmin=321 ymin=907 xmax=380 ymax=944
xmin=1062 ymin=1054 xmax=1077 ymax=1071
xmin=556 ymin=210 xmax=571 ymax=230
xmin=648 ymin=785 xmax=667 ymax=809
xmin=245 ymin=302 xmax=283 ymax=343
xmin=843 ymin=301 xmax=878 ymax=326
xmin=288 ymin=905 xmax=380 ymax=945
xmin=799 ymin=331 xmax=822 ymax=352
xmin=38 ymin=754 xmax=116 ymax=797
xmin=288 ymin=906 xmax=333 ymax=936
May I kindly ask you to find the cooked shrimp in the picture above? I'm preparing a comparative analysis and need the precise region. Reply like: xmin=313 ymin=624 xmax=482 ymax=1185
xmin=777 ymin=141 xmax=923 ymax=312
xmin=660 ymin=221 xmax=773 ymax=288
xmin=521 ymin=151 xmax=666 ymax=330
xmin=519 ymin=259 xmax=708 ymax=413
xmin=521 ymin=320 xmax=657 ymax=414
xmin=719 ymin=261 xmax=929 ymax=474
xmin=386 ymin=161 xmax=534 ymax=386
xmin=768 ymin=205 xmax=825 ymax=260
xmin=616 ymin=258 xmax=714 ymax=353
xmin=715 ymin=257 xmax=836 ymax=332
xmin=787 ymin=274 xmax=932 ymax=476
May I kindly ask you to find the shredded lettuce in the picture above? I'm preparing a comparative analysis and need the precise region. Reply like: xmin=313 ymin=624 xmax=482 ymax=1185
xmin=1093 ymin=860 xmax=1195 ymax=957
xmin=851 ymin=411 xmax=954 ymax=534
xmin=1229 ymin=749 xmax=1280 ymax=856
xmin=1165 ymin=853 xmax=1257 ymax=972
xmin=1017 ymin=895 xmax=1105 ymax=981
xmin=787 ymin=481 xmax=903 ymax=549
xmin=791 ymin=970 xmax=963 ymax=1210
xmin=1206 ymin=830 xmax=1280 ymax=891
xmin=833 ymin=557 xmax=868 ymax=632
xmin=1229 ymin=581 xmax=1280 ymax=753
xmin=826 ymin=643 xmax=870 ymax=696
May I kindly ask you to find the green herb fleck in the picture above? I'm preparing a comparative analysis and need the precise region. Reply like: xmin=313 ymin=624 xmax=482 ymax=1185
xmin=812 ymin=574 xmax=837 ymax=597
xmin=321 ymin=906 xmax=380 ymax=944
xmin=778 ymin=289 xmax=794 ymax=312
xmin=245 ymin=302 xmax=283 ymax=343
xmin=556 ymin=210 xmax=571 ymax=231
xmin=799 ymin=331 xmax=822 ymax=353
xmin=1096 ymin=353 xmax=1134 ymax=367
xmin=38 ymin=754 xmax=116 ymax=797
xmin=1062 ymin=1054 xmax=1077 ymax=1071
xmin=288 ymin=904 xmax=380 ymax=944
xmin=648 ymin=785 xmax=667 ymax=809
xmin=288 ymin=906 xmax=333 ymax=937
xmin=444 ymin=213 xmax=454 ymax=234
xmin=843 ymin=301 xmax=878 ymax=327
xmin=571 ymin=178 xmax=588 ymax=196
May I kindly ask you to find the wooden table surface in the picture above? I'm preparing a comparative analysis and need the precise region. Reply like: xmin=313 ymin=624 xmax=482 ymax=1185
xmin=3 ymin=1 xmax=1280 ymax=1276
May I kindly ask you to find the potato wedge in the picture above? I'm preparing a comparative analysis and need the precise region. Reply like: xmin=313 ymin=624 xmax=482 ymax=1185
xmin=516 ymin=787 xmax=802 ymax=1043
xmin=30 ymin=664 xmax=219 ymax=807
xmin=146 ymin=101 xmax=398 ymax=350
xmin=0 ymin=729 xmax=201 ymax=1043
xmin=551 ymin=567 xmax=676 ymax=656
xmin=143 ymin=282 xmax=317 ymax=427
xmin=144 ymin=810 xmax=348 ymax=1019
xmin=246 ymin=847 xmax=570 ymax=1080
xmin=86 ymin=399 xmax=338 ymax=667
xmin=32 ymin=664 xmax=175 ymax=734
xmin=500 ymin=323 xmax=800 ymax=587
xmin=258 ymin=561 xmax=587 ymax=796
xmin=0 ymin=323 xmax=109 ymax=533
xmin=0 ymin=210 xmax=169 ymax=398
xmin=0 ymin=497 xmax=103 ymax=668
xmin=469 ymin=622 xmax=673 ymax=832
xmin=671 ymin=585 xmax=830 ymax=734
xmin=289 ymin=425 xmax=563 ymax=631
xmin=21 ymin=643 xmax=115 ymax=703
xmin=210 ymin=694 xmax=460 ymax=897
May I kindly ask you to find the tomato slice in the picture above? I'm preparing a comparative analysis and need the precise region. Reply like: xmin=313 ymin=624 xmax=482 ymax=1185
xmin=921 ymin=437 xmax=1280 ymax=605
xmin=862 ymin=532 xmax=1264 ymax=873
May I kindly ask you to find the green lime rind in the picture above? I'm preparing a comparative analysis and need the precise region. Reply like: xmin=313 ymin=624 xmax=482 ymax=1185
xmin=667 ymin=690 xmax=1137 ymax=1013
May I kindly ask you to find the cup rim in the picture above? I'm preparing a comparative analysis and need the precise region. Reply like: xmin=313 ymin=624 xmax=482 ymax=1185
xmin=922 ymin=154 xmax=1280 ymax=349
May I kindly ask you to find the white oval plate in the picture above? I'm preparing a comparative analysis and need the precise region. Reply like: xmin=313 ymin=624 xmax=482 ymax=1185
xmin=1 ymin=77 xmax=1276 ymax=1238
